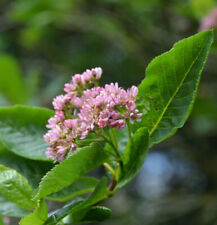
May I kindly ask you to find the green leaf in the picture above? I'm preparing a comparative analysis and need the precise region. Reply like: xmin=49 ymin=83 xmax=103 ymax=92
xmin=0 ymin=55 xmax=27 ymax=104
xmin=0 ymin=105 xmax=54 ymax=160
xmin=19 ymin=200 xmax=47 ymax=225
xmin=133 ymin=30 xmax=213 ymax=146
xmin=0 ymin=146 xmax=53 ymax=189
xmin=63 ymin=206 xmax=112 ymax=224
xmin=35 ymin=143 xmax=109 ymax=200
xmin=45 ymin=177 xmax=108 ymax=225
xmin=105 ymin=127 xmax=129 ymax=157
xmin=0 ymin=194 xmax=29 ymax=217
xmin=81 ymin=176 xmax=108 ymax=206
xmin=0 ymin=165 xmax=36 ymax=210
xmin=117 ymin=127 xmax=149 ymax=187
xmin=104 ymin=128 xmax=129 ymax=179
xmin=80 ymin=206 xmax=111 ymax=223
xmin=45 ymin=198 xmax=85 ymax=225
xmin=46 ymin=176 xmax=99 ymax=202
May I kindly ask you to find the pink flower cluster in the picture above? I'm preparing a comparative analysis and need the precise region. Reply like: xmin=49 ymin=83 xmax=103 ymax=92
xmin=44 ymin=67 xmax=142 ymax=161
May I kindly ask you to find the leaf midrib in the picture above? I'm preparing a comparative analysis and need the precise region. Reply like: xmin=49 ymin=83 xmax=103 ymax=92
xmin=149 ymin=41 xmax=203 ymax=135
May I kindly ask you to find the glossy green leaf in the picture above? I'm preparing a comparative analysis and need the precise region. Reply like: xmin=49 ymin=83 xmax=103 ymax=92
xmin=45 ymin=198 xmax=84 ymax=225
xmin=0 ymin=146 xmax=53 ymax=189
xmin=45 ymin=177 xmax=108 ymax=225
xmin=0 ymin=194 xmax=29 ymax=217
xmin=35 ymin=143 xmax=109 ymax=200
xmin=80 ymin=206 xmax=111 ymax=223
xmin=0 ymin=165 xmax=36 ymax=210
xmin=19 ymin=200 xmax=47 ymax=225
xmin=63 ymin=206 xmax=112 ymax=224
xmin=133 ymin=30 xmax=213 ymax=146
xmin=117 ymin=127 xmax=149 ymax=187
xmin=0 ymin=55 xmax=27 ymax=104
xmin=46 ymin=176 xmax=99 ymax=202
xmin=0 ymin=105 xmax=54 ymax=160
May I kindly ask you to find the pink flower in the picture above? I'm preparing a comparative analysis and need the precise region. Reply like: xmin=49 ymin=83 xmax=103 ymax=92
xmin=56 ymin=111 xmax=65 ymax=120
xmin=110 ymin=111 xmax=120 ymax=119
xmin=46 ymin=117 xmax=58 ymax=129
xmin=64 ymin=119 xmax=78 ymax=128
xmin=92 ymin=67 xmax=102 ymax=80
xmin=46 ymin=148 xmax=56 ymax=160
xmin=109 ymin=119 xmax=126 ymax=129
xmin=126 ymin=100 xmax=136 ymax=111
xmin=52 ymin=95 xmax=70 ymax=111
xmin=98 ymin=118 xmax=108 ymax=128
xmin=128 ymin=86 xmax=138 ymax=101
xmin=71 ymin=97 xmax=82 ymax=108
xmin=64 ymin=83 xmax=73 ymax=93
xmin=52 ymin=95 xmax=65 ymax=111
xmin=83 ymin=70 xmax=92 ymax=81
xmin=44 ymin=67 xmax=142 ymax=161
xmin=73 ymin=74 xmax=82 ymax=84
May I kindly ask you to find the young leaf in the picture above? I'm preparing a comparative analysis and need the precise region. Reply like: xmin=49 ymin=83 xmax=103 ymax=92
xmin=133 ymin=30 xmax=213 ymax=146
xmin=0 ymin=165 xmax=36 ymax=210
xmin=46 ymin=176 xmax=99 ymax=202
xmin=0 ymin=194 xmax=29 ymax=217
xmin=35 ymin=143 xmax=109 ymax=200
xmin=0 ymin=105 xmax=54 ymax=160
xmin=19 ymin=200 xmax=47 ymax=225
xmin=0 ymin=55 xmax=27 ymax=104
xmin=45 ymin=177 xmax=108 ymax=225
xmin=117 ymin=127 xmax=149 ymax=187
xmin=0 ymin=146 xmax=53 ymax=189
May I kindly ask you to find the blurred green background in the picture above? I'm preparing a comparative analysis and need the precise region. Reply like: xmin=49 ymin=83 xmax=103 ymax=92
xmin=0 ymin=0 xmax=217 ymax=224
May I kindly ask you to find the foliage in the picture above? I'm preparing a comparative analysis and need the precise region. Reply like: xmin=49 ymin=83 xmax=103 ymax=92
xmin=0 ymin=106 xmax=53 ymax=160
xmin=134 ymin=29 xmax=213 ymax=146
xmin=19 ymin=200 xmax=47 ymax=225
xmin=0 ymin=30 xmax=213 ymax=224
